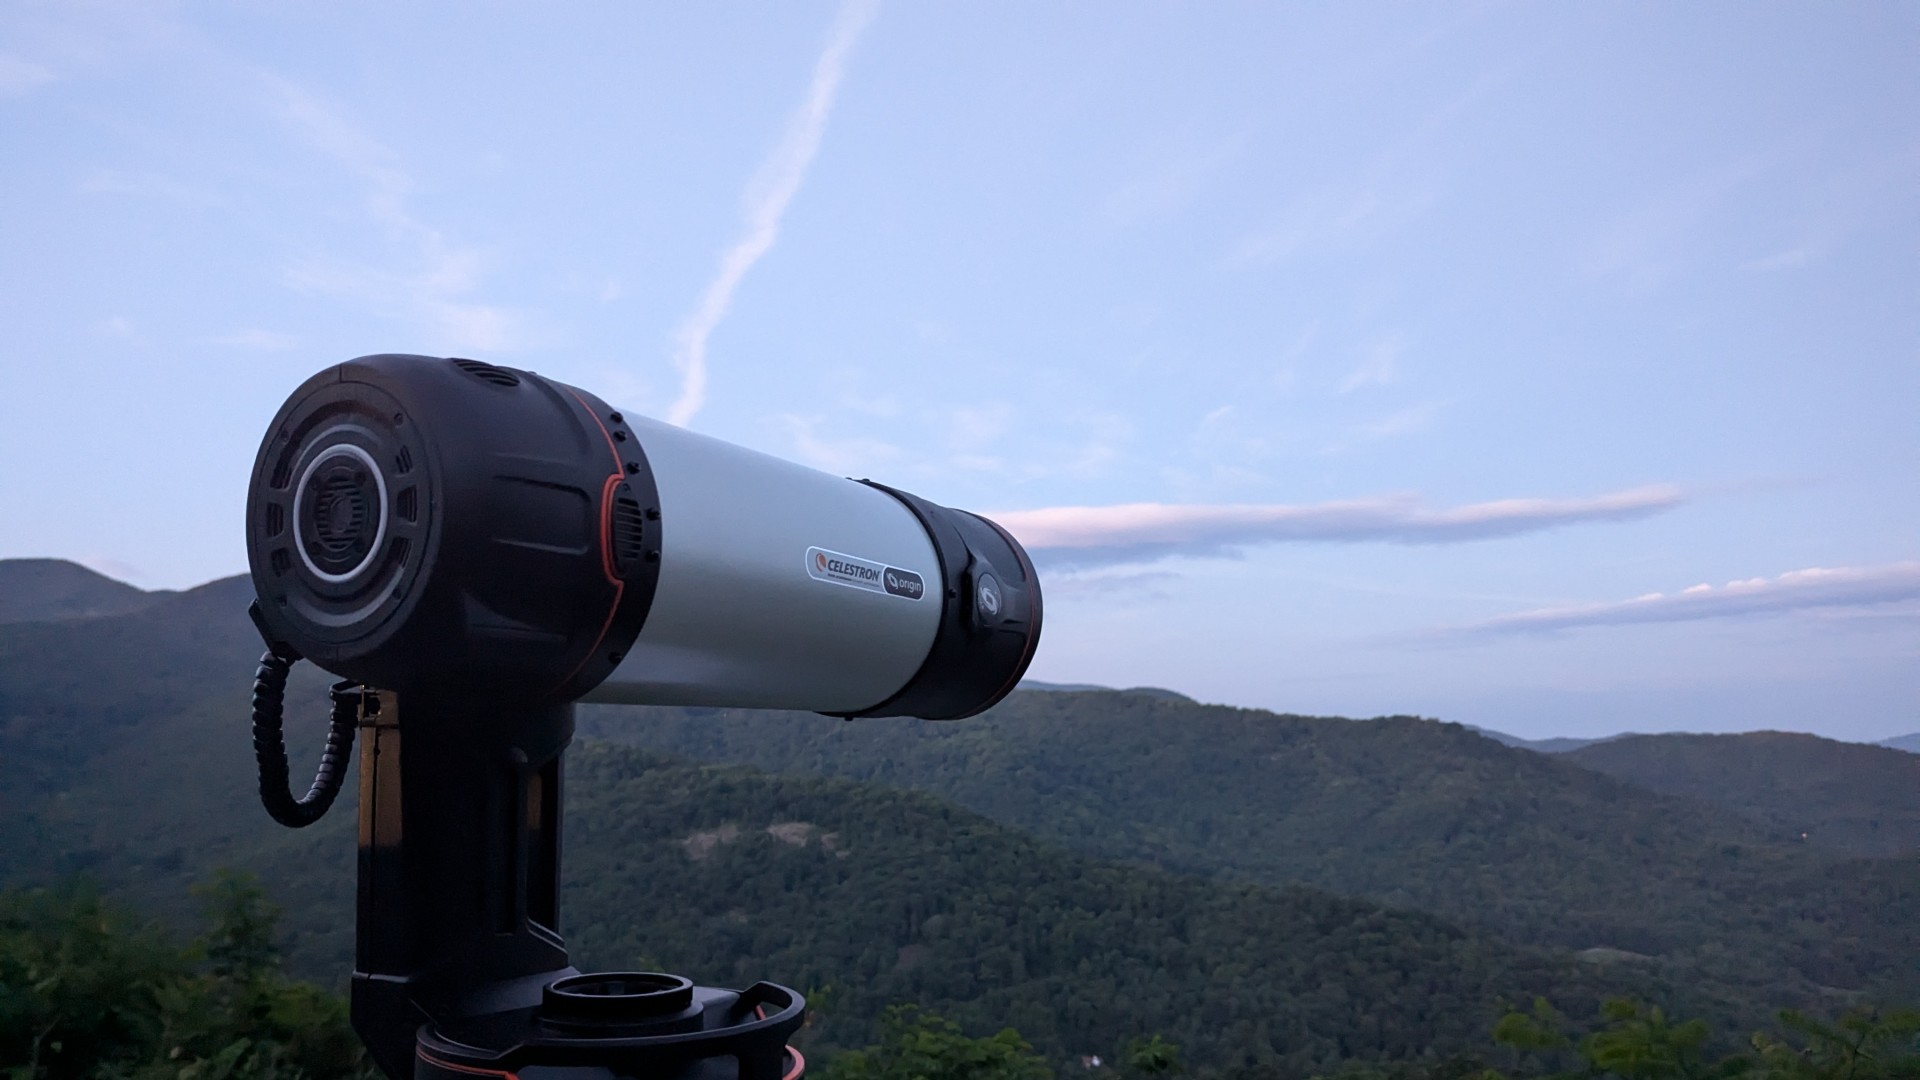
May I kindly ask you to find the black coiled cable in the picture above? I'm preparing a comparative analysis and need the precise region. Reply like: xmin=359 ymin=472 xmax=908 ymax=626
xmin=251 ymin=649 xmax=361 ymax=828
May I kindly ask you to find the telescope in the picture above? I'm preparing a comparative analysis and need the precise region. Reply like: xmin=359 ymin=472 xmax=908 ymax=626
xmin=241 ymin=354 xmax=1042 ymax=1080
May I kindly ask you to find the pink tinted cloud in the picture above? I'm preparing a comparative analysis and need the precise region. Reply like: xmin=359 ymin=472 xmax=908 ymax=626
xmin=1452 ymin=562 xmax=1920 ymax=635
xmin=993 ymin=484 xmax=1682 ymax=567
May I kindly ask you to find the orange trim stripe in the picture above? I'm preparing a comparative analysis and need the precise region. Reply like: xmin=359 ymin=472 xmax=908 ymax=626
xmin=547 ymin=387 xmax=632 ymax=695
xmin=416 ymin=1051 xmax=517 ymax=1080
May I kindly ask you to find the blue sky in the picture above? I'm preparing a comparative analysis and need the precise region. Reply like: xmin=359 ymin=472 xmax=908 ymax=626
xmin=2 ymin=2 xmax=1915 ymax=740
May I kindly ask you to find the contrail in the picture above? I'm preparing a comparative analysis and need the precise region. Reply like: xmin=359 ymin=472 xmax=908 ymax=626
xmin=667 ymin=0 xmax=877 ymax=427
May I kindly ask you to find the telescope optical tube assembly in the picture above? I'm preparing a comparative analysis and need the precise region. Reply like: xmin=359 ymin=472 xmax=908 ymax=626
xmin=244 ymin=353 xmax=1042 ymax=718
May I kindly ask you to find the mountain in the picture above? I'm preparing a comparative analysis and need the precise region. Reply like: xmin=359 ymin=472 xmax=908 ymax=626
xmin=564 ymin=745 xmax=1702 ymax=1071
xmin=1020 ymin=679 xmax=1195 ymax=702
xmin=1562 ymin=732 xmax=1920 ymax=858
xmin=0 ymin=558 xmax=171 ymax=623
xmin=0 ymin=584 xmax=1727 ymax=1073
xmin=2 ymin=565 xmax=1914 ymax=1025
xmin=0 ymin=719 xmax=1719 ymax=1073
xmin=1882 ymin=733 xmax=1920 ymax=754
xmin=1463 ymin=725 xmax=1613 ymax=754
xmin=578 ymin=695 xmax=1920 ymax=998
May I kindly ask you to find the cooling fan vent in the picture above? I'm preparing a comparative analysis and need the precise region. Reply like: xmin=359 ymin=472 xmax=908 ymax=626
xmin=610 ymin=490 xmax=648 ymax=576
xmin=450 ymin=358 xmax=521 ymax=387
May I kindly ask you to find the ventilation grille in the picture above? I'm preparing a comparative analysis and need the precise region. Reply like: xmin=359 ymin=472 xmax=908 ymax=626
xmin=451 ymin=358 xmax=521 ymax=387
xmin=264 ymin=503 xmax=285 ymax=538
xmin=394 ymin=447 xmax=414 ymax=474
xmin=312 ymin=475 xmax=372 ymax=557
xmin=610 ymin=493 xmax=648 ymax=576
xmin=397 ymin=487 xmax=418 ymax=523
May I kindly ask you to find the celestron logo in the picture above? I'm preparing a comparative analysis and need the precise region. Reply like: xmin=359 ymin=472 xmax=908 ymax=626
xmin=807 ymin=547 xmax=925 ymax=601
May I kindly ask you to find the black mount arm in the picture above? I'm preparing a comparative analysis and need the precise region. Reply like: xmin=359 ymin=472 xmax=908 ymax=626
xmin=349 ymin=691 xmax=804 ymax=1080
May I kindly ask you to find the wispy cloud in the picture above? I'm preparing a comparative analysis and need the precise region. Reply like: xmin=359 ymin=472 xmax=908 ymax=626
xmin=1097 ymin=136 xmax=1244 ymax=231
xmin=210 ymin=328 xmax=296 ymax=350
xmin=267 ymin=75 xmax=518 ymax=351
xmin=782 ymin=412 xmax=904 ymax=474
xmin=1445 ymin=562 xmax=1920 ymax=637
xmin=666 ymin=0 xmax=876 ymax=427
xmin=1338 ymin=335 xmax=1403 ymax=392
xmin=0 ymin=55 xmax=53 ymax=96
xmin=994 ymin=484 xmax=1684 ymax=568
xmin=1045 ymin=566 xmax=1181 ymax=604
xmin=81 ymin=169 xmax=221 ymax=206
xmin=1580 ymin=152 xmax=1774 ymax=288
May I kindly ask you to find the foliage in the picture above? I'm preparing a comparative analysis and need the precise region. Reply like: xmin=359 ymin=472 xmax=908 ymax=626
xmin=1124 ymin=1036 xmax=1182 ymax=1078
xmin=0 ymin=875 xmax=370 ymax=1080
xmin=816 ymin=1007 xmax=1054 ymax=1080
xmin=560 ymin=744 xmax=1682 ymax=1072
xmin=3 ymin=578 xmax=1917 ymax=1071
xmin=1749 ymin=1008 xmax=1920 ymax=1080
xmin=1563 ymin=734 xmax=1920 ymax=859
xmin=573 ymin=694 xmax=1920 ymax=998
xmin=1484 ymin=998 xmax=1920 ymax=1080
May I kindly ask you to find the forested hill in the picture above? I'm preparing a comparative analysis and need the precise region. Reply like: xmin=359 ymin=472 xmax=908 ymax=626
xmin=578 ymin=695 xmax=1920 ymax=996
xmin=2 ymin=559 xmax=1915 ymax=1036
xmin=1461 ymin=725 xmax=1610 ymax=754
xmin=0 ymin=714 xmax=1749 ymax=1076
xmin=1562 ymin=732 xmax=1920 ymax=858
xmin=562 ymin=745 xmax=1694 ymax=1071
xmin=0 ymin=581 xmax=1729 ymax=1074
xmin=0 ymin=557 xmax=170 ymax=623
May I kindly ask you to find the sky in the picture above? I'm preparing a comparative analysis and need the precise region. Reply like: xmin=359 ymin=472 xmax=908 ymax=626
xmin=2 ymin=2 xmax=1915 ymax=741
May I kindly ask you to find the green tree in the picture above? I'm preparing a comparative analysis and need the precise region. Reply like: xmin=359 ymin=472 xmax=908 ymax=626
xmin=0 ymin=875 xmax=369 ymax=1080
xmin=816 ymin=1006 xmax=1053 ymax=1080
xmin=0 ymin=881 xmax=182 ymax=1080
xmin=1749 ymin=1009 xmax=1920 ymax=1080
xmin=1124 ymin=1036 xmax=1182 ymax=1078
xmin=1490 ymin=999 xmax=1920 ymax=1080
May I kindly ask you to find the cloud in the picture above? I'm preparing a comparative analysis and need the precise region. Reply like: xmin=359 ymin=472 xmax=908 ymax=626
xmin=1096 ymin=137 xmax=1243 ymax=230
xmin=666 ymin=0 xmax=876 ymax=427
xmin=1338 ymin=336 xmax=1403 ymax=392
xmin=1581 ymin=152 xmax=1774 ymax=288
xmin=992 ymin=484 xmax=1684 ymax=568
xmin=210 ymin=328 xmax=296 ymax=350
xmin=782 ymin=413 xmax=903 ymax=474
xmin=80 ymin=170 xmax=220 ymax=206
xmin=1044 ymin=566 xmax=1181 ymax=604
xmin=0 ymin=55 xmax=54 ymax=96
xmin=1446 ymin=562 xmax=1920 ymax=637
xmin=266 ymin=75 xmax=519 ymax=351
xmin=1361 ymin=400 xmax=1443 ymax=438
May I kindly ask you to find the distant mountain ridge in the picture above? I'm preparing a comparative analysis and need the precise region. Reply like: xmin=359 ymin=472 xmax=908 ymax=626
xmin=0 ymin=558 xmax=173 ymax=623
xmin=1882 ymin=733 xmax=1920 ymax=753
xmin=1563 ymin=731 xmax=1920 ymax=858
xmin=579 ymin=697 xmax=1919 ymax=999
xmin=0 ymin=572 xmax=1724 ymax=1072
xmin=1463 ymin=724 xmax=1614 ymax=754
xmin=3 ymin=556 xmax=1916 ymax=1008
xmin=1017 ymin=679 xmax=1194 ymax=702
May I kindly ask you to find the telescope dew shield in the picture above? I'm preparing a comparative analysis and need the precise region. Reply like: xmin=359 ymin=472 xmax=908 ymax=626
xmin=245 ymin=354 xmax=1041 ymax=718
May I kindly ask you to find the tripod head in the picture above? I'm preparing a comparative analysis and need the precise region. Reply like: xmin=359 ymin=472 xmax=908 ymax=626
xmin=241 ymin=355 xmax=1043 ymax=1080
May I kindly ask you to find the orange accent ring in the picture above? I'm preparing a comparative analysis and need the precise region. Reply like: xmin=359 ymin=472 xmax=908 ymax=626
xmin=547 ymin=388 xmax=633 ymax=695
xmin=416 ymin=1050 xmax=518 ymax=1080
